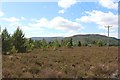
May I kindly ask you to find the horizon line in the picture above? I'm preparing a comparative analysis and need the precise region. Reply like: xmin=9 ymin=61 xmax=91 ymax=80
xmin=28 ymin=33 xmax=119 ymax=39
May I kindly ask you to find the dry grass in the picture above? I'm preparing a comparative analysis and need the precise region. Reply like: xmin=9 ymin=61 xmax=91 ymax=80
xmin=2 ymin=46 xmax=118 ymax=78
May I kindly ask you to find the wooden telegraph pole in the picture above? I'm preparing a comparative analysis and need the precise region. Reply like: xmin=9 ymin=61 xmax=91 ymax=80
xmin=105 ymin=25 xmax=112 ymax=49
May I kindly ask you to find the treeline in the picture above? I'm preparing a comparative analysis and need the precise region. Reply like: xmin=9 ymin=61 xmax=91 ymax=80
xmin=2 ymin=27 xmax=111 ymax=54
xmin=1 ymin=28 xmax=82 ymax=54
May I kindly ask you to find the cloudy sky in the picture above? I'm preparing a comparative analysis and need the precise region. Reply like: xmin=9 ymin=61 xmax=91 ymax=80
xmin=0 ymin=0 xmax=119 ymax=38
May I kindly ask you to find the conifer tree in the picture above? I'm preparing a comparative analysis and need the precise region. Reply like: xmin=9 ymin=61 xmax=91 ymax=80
xmin=61 ymin=40 xmax=67 ymax=47
xmin=12 ymin=27 xmax=26 ymax=53
xmin=41 ymin=38 xmax=47 ymax=50
xmin=33 ymin=40 xmax=41 ymax=48
xmin=77 ymin=41 xmax=81 ymax=47
xmin=69 ymin=38 xmax=73 ymax=46
xmin=66 ymin=38 xmax=73 ymax=48
xmin=48 ymin=41 xmax=53 ymax=47
xmin=2 ymin=28 xmax=12 ymax=54
xmin=53 ymin=38 xmax=60 ymax=50
xmin=25 ymin=38 xmax=34 ymax=52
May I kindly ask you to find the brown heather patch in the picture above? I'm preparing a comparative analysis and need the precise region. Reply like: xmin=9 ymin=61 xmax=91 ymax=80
xmin=2 ymin=46 xmax=118 ymax=78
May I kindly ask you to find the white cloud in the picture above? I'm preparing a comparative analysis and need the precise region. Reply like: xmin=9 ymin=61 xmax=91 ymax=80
xmin=49 ymin=16 xmax=82 ymax=30
xmin=98 ymin=0 xmax=118 ymax=9
xmin=43 ymin=31 xmax=80 ymax=37
xmin=9 ymin=22 xmax=22 ymax=27
xmin=6 ymin=21 xmax=44 ymax=37
xmin=30 ymin=18 xmax=37 ymax=22
xmin=76 ymin=10 xmax=118 ymax=31
xmin=0 ymin=11 xmax=4 ymax=17
xmin=21 ymin=16 xmax=26 ymax=20
xmin=58 ymin=0 xmax=77 ymax=9
xmin=0 ymin=17 xmax=20 ymax=22
xmin=58 ymin=0 xmax=118 ymax=14
xmin=36 ymin=18 xmax=48 ymax=25
xmin=58 ymin=0 xmax=77 ymax=14
xmin=58 ymin=9 xmax=65 ymax=14
xmin=29 ymin=18 xmax=48 ymax=27
xmin=29 ymin=16 xmax=83 ymax=31
xmin=2 ymin=17 xmax=81 ymax=37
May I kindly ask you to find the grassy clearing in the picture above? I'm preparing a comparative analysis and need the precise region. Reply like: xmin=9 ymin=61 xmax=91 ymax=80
xmin=2 ymin=46 xmax=118 ymax=78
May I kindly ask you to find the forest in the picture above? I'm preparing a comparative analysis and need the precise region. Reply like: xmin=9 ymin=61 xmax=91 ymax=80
xmin=2 ymin=27 xmax=117 ymax=55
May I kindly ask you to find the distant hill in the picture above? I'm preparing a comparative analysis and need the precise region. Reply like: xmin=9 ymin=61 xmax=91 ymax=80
xmin=64 ymin=34 xmax=118 ymax=46
xmin=31 ymin=34 xmax=119 ymax=46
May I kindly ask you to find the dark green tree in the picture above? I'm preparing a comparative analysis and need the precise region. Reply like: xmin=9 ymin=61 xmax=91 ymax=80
xmin=48 ymin=41 xmax=53 ymax=47
xmin=33 ymin=40 xmax=41 ymax=48
xmin=69 ymin=38 xmax=73 ymax=46
xmin=77 ymin=41 xmax=81 ymax=47
xmin=61 ymin=40 xmax=67 ymax=47
xmin=25 ymin=38 xmax=34 ymax=52
xmin=41 ymin=38 xmax=47 ymax=50
xmin=12 ymin=27 xmax=26 ymax=53
xmin=29 ymin=38 xmax=34 ymax=43
xmin=2 ymin=28 xmax=12 ymax=54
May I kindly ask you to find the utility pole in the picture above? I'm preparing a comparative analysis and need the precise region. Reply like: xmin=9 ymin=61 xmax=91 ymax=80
xmin=105 ymin=25 xmax=112 ymax=48
xmin=0 ymin=25 xmax=1 ymax=33
xmin=0 ymin=25 xmax=1 ymax=80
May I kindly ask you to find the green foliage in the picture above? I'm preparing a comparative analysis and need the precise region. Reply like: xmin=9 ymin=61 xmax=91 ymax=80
xmin=92 ymin=40 xmax=97 ymax=44
xmin=2 ymin=28 xmax=12 ymax=54
xmin=30 ymin=43 xmax=34 ymax=50
xmin=77 ymin=41 xmax=81 ymax=47
xmin=53 ymin=38 xmax=60 ymax=50
xmin=29 ymin=38 xmax=34 ymax=43
xmin=12 ymin=27 xmax=26 ymax=53
xmin=41 ymin=38 xmax=47 ymax=50
xmin=2 ymin=26 xmax=119 ymax=55
xmin=69 ymin=38 xmax=73 ymax=46
xmin=87 ymin=44 xmax=92 ymax=47
xmin=25 ymin=39 xmax=34 ymax=52
xmin=10 ymin=46 xmax=18 ymax=54
xmin=61 ymin=40 xmax=66 ymax=47
xmin=96 ymin=40 xmax=104 ymax=47
xmin=48 ymin=41 xmax=53 ymax=47
xmin=83 ymin=43 xmax=88 ymax=46
xmin=33 ymin=40 xmax=41 ymax=48
xmin=66 ymin=38 xmax=73 ymax=48
xmin=66 ymin=42 xmax=71 ymax=48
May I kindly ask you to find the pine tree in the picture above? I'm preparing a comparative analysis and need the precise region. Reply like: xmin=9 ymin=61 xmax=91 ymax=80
xmin=29 ymin=38 xmax=34 ymax=43
xmin=12 ymin=27 xmax=26 ymax=53
xmin=66 ymin=38 xmax=73 ymax=48
xmin=61 ymin=40 xmax=67 ymax=47
xmin=2 ymin=28 xmax=12 ymax=54
xmin=69 ymin=38 xmax=73 ymax=46
xmin=41 ymin=38 xmax=47 ymax=50
xmin=25 ymin=38 xmax=34 ymax=52
xmin=77 ymin=41 xmax=81 ymax=47
xmin=48 ymin=41 xmax=53 ymax=47
xmin=53 ymin=38 xmax=60 ymax=50
xmin=33 ymin=40 xmax=41 ymax=48
xmin=10 ymin=46 xmax=18 ymax=54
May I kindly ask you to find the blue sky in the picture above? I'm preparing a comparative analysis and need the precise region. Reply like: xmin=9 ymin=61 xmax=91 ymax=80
xmin=0 ymin=0 xmax=118 ymax=38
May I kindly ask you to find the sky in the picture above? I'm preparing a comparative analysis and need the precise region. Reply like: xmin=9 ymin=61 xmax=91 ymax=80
xmin=0 ymin=0 xmax=119 ymax=38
